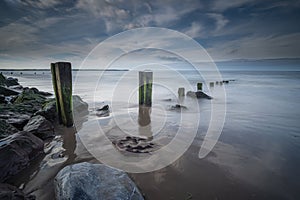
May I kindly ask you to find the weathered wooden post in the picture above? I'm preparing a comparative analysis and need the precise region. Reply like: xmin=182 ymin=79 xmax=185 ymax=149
xmin=51 ymin=62 xmax=73 ymax=127
xmin=216 ymin=81 xmax=219 ymax=85
xmin=197 ymin=82 xmax=202 ymax=91
xmin=210 ymin=82 xmax=214 ymax=87
xmin=178 ymin=87 xmax=185 ymax=97
xmin=139 ymin=71 xmax=153 ymax=107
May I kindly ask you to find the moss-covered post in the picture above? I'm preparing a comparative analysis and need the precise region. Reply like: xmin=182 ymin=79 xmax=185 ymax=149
xmin=51 ymin=62 xmax=73 ymax=127
xmin=51 ymin=63 xmax=61 ymax=123
xmin=139 ymin=71 xmax=153 ymax=107
xmin=210 ymin=82 xmax=214 ymax=87
xmin=197 ymin=82 xmax=202 ymax=91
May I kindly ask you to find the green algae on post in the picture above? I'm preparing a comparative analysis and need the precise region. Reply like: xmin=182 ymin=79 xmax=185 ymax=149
xmin=51 ymin=62 xmax=73 ymax=127
xmin=139 ymin=71 xmax=153 ymax=107
xmin=197 ymin=82 xmax=202 ymax=91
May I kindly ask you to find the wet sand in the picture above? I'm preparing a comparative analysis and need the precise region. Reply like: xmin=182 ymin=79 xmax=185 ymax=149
xmin=3 ymin=70 xmax=300 ymax=200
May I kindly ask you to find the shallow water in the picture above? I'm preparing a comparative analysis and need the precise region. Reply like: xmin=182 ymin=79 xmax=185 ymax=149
xmin=2 ymin=69 xmax=300 ymax=199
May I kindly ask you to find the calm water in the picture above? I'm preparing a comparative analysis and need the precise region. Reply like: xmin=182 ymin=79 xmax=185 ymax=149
xmin=1 ymin=69 xmax=300 ymax=199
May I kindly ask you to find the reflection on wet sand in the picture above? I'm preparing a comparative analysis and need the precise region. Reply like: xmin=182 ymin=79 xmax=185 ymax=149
xmin=138 ymin=106 xmax=153 ymax=139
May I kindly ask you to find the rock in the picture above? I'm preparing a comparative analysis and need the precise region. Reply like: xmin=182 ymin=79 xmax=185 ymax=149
xmin=73 ymin=95 xmax=88 ymax=115
xmin=8 ymin=85 xmax=23 ymax=90
xmin=0 ymin=183 xmax=35 ymax=200
xmin=14 ymin=88 xmax=46 ymax=104
xmin=0 ymin=95 xmax=5 ymax=104
xmin=0 ymin=131 xmax=44 ymax=182
xmin=0 ymin=74 xmax=5 ymax=86
xmin=35 ymin=99 xmax=56 ymax=121
xmin=23 ymin=115 xmax=54 ymax=140
xmin=187 ymin=91 xmax=212 ymax=99
xmin=5 ymin=77 xmax=19 ymax=87
xmin=6 ymin=113 xmax=31 ymax=130
xmin=170 ymin=104 xmax=187 ymax=111
xmin=54 ymin=162 xmax=144 ymax=200
xmin=96 ymin=105 xmax=109 ymax=117
xmin=0 ymin=119 xmax=18 ymax=139
xmin=113 ymin=136 xmax=155 ymax=154
xmin=0 ymin=86 xmax=20 ymax=96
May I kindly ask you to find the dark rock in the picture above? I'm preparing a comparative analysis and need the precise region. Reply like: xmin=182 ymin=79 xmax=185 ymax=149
xmin=222 ymin=80 xmax=229 ymax=84
xmin=113 ymin=136 xmax=155 ymax=154
xmin=54 ymin=162 xmax=144 ymax=200
xmin=187 ymin=91 xmax=212 ymax=99
xmin=96 ymin=105 xmax=109 ymax=117
xmin=0 ymin=119 xmax=18 ymax=139
xmin=23 ymin=115 xmax=54 ymax=140
xmin=170 ymin=104 xmax=187 ymax=110
xmin=0 ymin=95 xmax=5 ymax=104
xmin=35 ymin=99 xmax=56 ymax=121
xmin=6 ymin=113 xmax=30 ymax=130
xmin=0 ymin=183 xmax=35 ymax=200
xmin=8 ymin=85 xmax=23 ymax=90
xmin=5 ymin=77 xmax=19 ymax=87
xmin=14 ymin=88 xmax=46 ymax=104
xmin=0 ymin=74 xmax=5 ymax=86
xmin=0 ymin=131 xmax=44 ymax=182
xmin=0 ymin=86 xmax=20 ymax=96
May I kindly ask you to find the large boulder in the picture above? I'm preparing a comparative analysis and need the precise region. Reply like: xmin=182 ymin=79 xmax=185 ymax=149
xmin=23 ymin=115 xmax=54 ymax=140
xmin=35 ymin=99 xmax=56 ymax=121
xmin=54 ymin=162 xmax=144 ymax=200
xmin=187 ymin=91 xmax=212 ymax=99
xmin=0 ymin=131 xmax=44 ymax=182
xmin=0 ymin=183 xmax=35 ymax=200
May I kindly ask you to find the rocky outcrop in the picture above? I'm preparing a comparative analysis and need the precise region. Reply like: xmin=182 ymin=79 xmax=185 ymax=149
xmin=54 ymin=162 xmax=144 ymax=200
xmin=23 ymin=115 xmax=54 ymax=140
xmin=0 ymin=131 xmax=44 ymax=182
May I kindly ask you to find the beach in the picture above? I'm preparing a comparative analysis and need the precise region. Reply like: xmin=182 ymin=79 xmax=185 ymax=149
xmin=1 ymin=69 xmax=299 ymax=199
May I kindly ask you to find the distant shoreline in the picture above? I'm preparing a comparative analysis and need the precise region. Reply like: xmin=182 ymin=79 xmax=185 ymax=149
xmin=0 ymin=69 xmax=129 ymax=71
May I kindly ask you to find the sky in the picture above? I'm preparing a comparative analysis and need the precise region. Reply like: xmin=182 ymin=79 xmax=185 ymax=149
xmin=0 ymin=0 xmax=300 ymax=69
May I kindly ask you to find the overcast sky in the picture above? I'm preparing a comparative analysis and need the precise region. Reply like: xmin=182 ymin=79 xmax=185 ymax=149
xmin=0 ymin=0 xmax=300 ymax=69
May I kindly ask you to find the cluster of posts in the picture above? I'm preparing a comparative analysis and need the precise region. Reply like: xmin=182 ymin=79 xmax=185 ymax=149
xmin=50 ymin=63 xmax=229 ymax=128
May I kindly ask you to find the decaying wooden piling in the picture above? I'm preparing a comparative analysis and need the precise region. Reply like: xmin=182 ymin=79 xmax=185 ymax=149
xmin=210 ymin=82 xmax=214 ymax=87
xmin=178 ymin=87 xmax=185 ymax=97
xmin=51 ymin=62 xmax=73 ymax=127
xmin=139 ymin=71 xmax=153 ymax=107
xmin=197 ymin=82 xmax=202 ymax=91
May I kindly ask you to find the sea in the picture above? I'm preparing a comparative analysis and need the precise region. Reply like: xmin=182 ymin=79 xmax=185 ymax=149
xmin=1 ymin=68 xmax=300 ymax=200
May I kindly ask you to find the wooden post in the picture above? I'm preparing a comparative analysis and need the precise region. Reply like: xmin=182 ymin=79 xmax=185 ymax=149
xmin=197 ymin=82 xmax=202 ymax=91
xmin=51 ymin=63 xmax=62 ymax=123
xmin=178 ymin=87 xmax=185 ymax=97
xmin=210 ymin=82 xmax=214 ymax=87
xmin=139 ymin=71 xmax=153 ymax=107
xmin=51 ymin=62 xmax=73 ymax=127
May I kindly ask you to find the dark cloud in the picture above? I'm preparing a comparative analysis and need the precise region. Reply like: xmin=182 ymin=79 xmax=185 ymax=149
xmin=0 ymin=0 xmax=300 ymax=68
